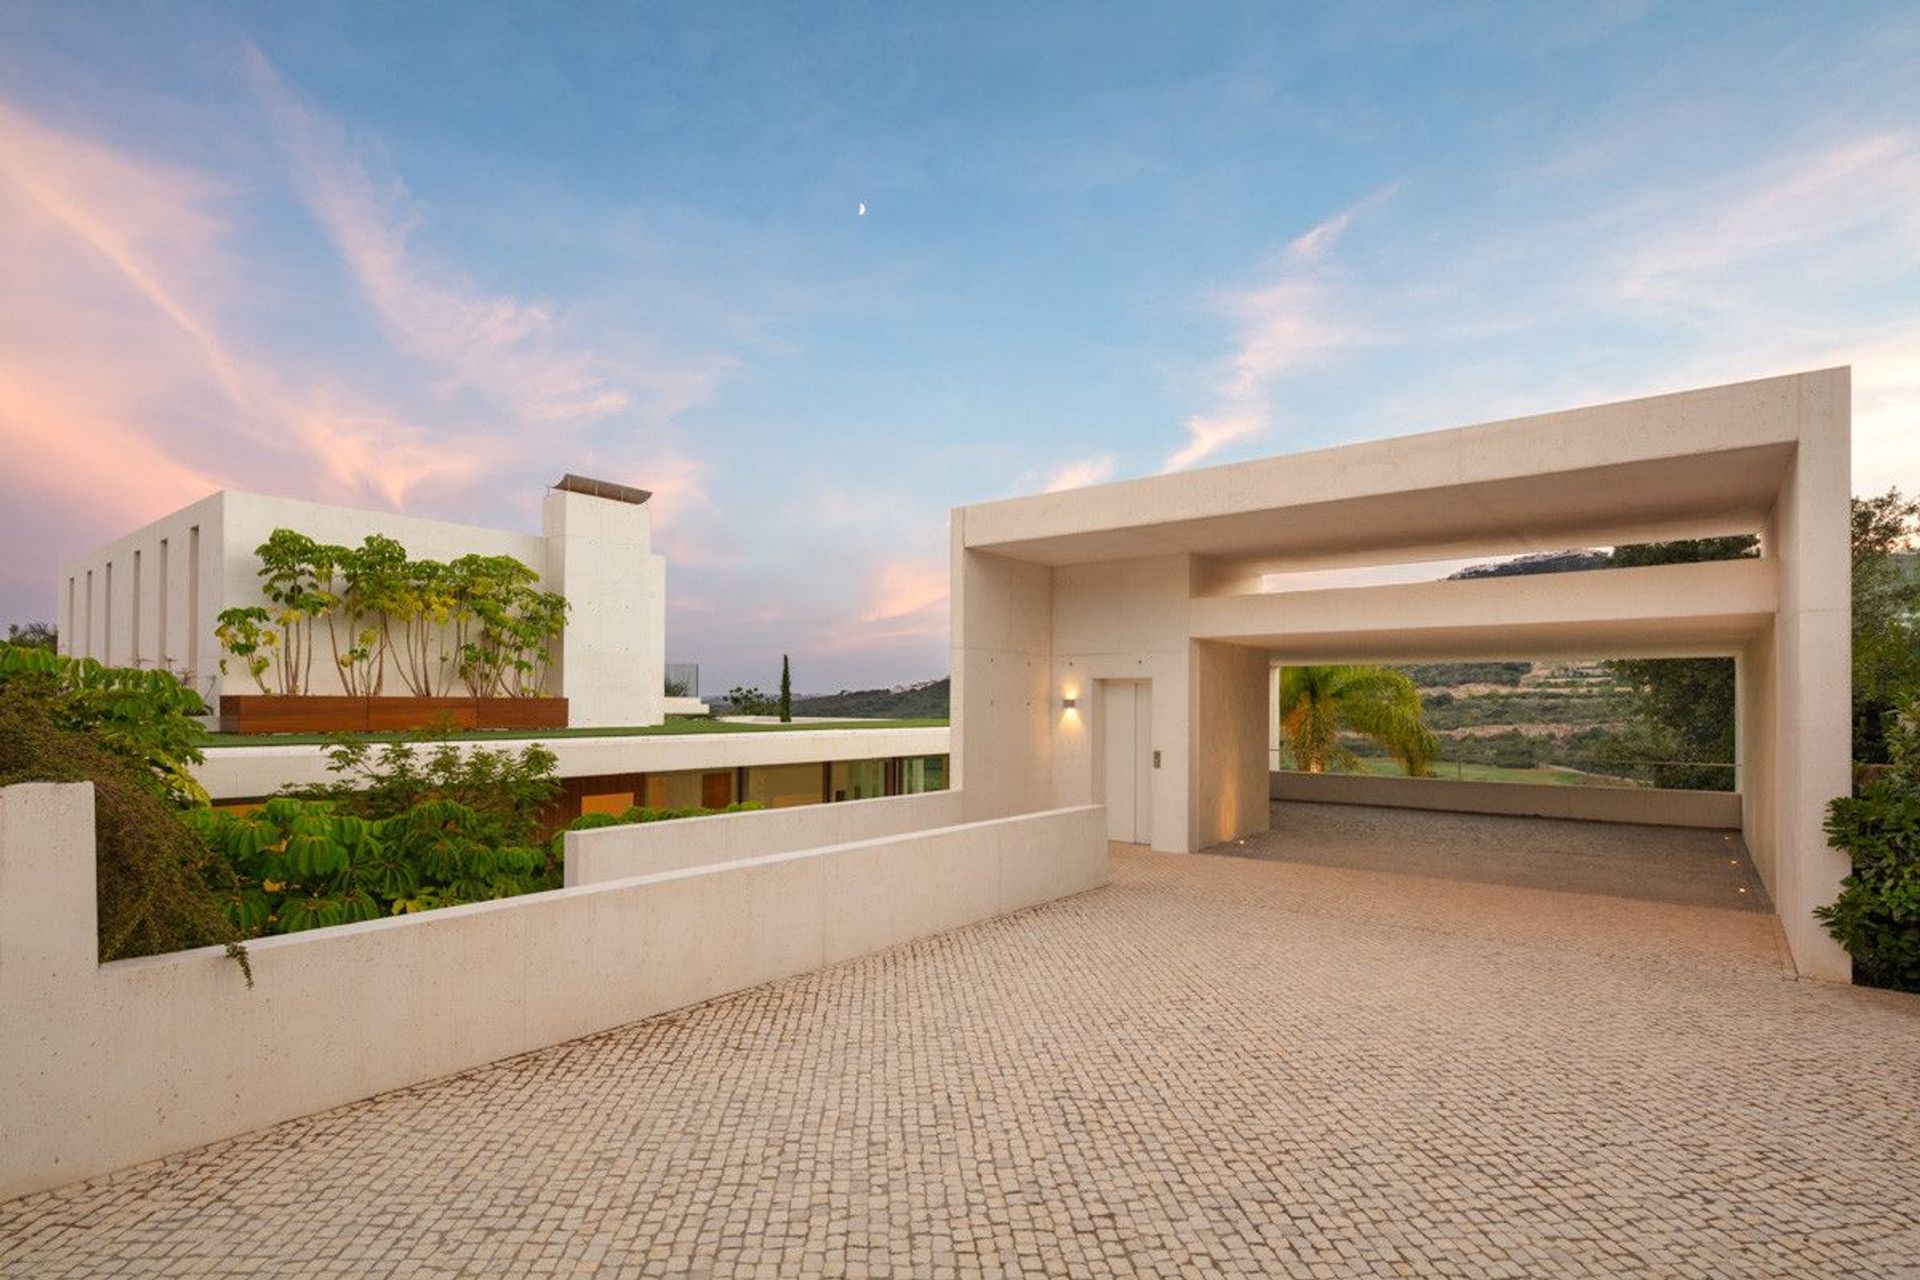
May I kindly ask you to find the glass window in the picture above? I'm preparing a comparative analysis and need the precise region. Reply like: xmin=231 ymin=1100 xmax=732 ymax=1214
xmin=643 ymin=770 xmax=708 ymax=810
xmin=828 ymin=758 xmax=887 ymax=802
xmin=901 ymin=755 xmax=948 ymax=794
xmin=745 ymin=762 xmax=825 ymax=808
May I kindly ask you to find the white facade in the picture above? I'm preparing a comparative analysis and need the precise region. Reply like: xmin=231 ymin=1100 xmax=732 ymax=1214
xmin=56 ymin=480 xmax=668 ymax=729
xmin=951 ymin=368 xmax=1855 ymax=981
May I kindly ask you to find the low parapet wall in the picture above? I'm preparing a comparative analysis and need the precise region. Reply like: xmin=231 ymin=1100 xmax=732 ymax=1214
xmin=1269 ymin=771 xmax=1742 ymax=829
xmin=0 ymin=783 xmax=1106 ymax=1201
xmin=566 ymin=790 xmax=964 ymax=886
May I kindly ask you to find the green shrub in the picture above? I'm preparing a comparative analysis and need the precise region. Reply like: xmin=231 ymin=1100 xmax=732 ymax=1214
xmin=190 ymin=794 xmax=551 ymax=934
xmin=0 ymin=686 xmax=247 ymax=978
xmin=215 ymin=530 xmax=570 ymax=699
xmin=0 ymin=643 xmax=209 ymax=805
xmin=549 ymin=800 xmax=766 ymax=860
xmin=295 ymin=734 xmax=561 ymax=839
xmin=1818 ymin=696 xmax=1920 ymax=990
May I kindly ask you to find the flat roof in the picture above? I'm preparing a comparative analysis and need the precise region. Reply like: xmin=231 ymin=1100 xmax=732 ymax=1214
xmin=553 ymin=474 xmax=653 ymax=505
xmin=958 ymin=368 xmax=1843 ymax=572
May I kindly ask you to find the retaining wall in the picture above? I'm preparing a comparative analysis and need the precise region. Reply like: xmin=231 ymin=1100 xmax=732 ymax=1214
xmin=0 ymin=782 xmax=1106 ymax=1201
xmin=565 ymin=790 xmax=964 ymax=885
xmin=1269 ymin=771 xmax=1742 ymax=828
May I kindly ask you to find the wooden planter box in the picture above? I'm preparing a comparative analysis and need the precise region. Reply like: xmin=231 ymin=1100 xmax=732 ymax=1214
xmin=218 ymin=695 xmax=568 ymax=735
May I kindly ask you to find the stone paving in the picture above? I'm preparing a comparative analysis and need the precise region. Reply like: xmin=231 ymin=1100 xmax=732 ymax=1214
xmin=4 ymin=840 xmax=1919 ymax=1278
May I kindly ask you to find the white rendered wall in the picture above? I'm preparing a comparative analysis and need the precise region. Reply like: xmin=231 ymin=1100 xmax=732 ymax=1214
xmin=566 ymin=789 xmax=963 ymax=885
xmin=56 ymin=492 xmax=224 ymax=700
xmin=1046 ymin=555 xmax=1193 ymax=851
xmin=543 ymin=489 xmax=666 ymax=729
xmin=0 ymin=782 xmax=1106 ymax=1200
xmin=952 ymin=516 xmax=1055 ymax=822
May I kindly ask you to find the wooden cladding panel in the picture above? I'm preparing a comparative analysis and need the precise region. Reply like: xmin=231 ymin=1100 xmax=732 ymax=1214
xmin=219 ymin=696 xmax=568 ymax=735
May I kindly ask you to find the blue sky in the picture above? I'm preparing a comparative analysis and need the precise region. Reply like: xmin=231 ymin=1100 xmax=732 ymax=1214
xmin=3 ymin=2 xmax=1917 ymax=693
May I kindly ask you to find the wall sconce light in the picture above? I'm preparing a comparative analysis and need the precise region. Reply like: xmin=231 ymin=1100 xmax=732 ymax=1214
xmin=1061 ymin=696 xmax=1077 ymax=710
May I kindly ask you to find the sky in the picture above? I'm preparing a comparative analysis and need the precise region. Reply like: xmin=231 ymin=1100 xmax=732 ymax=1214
xmin=2 ymin=2 xmax=1918 ymax=695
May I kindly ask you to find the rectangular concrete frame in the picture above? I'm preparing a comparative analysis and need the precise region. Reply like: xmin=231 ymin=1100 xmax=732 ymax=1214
xmin=0 ymin=783 xmax=1107 ymax=1201
xmin=951 ymin=368 xmax=1853 ymax=981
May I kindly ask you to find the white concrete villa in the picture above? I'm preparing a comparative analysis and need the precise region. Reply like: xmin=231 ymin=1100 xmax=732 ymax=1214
xmin=0 ymin=367 xmax=1869 ymax=1218
xmin=56 ymin=474 xmax=676 ymax=728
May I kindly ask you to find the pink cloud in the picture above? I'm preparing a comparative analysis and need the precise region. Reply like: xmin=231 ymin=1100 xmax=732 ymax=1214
xmin=1041 ymin=454 xmax=1117 ymax=492
xmin=808 ymin=557 xmax=950 ymax=655
xmin=247 ymin=46 xmax=731 ymax=433
xmin=0 ymin=66 xmax=741 ymax=627
xmin=1163 ymin=193 xmax=1381 ymax=473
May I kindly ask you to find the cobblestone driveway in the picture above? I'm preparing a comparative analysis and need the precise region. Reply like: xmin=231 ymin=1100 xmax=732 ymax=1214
xmin=4 ymin=845 xmax=1917 ymax=1278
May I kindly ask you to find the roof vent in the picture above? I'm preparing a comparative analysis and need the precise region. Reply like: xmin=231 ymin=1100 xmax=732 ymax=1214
xmin=552 ymin=474 xmax=652 ymax=505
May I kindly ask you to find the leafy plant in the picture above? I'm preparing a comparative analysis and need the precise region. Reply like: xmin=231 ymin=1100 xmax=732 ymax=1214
xmin=5 ymin=621 xmax=56 ymax=650
xmin=322 ymin=534 xmax=408 ymax=696
xmin=724 ymin=685 xmax=777 ymax=716
xmin=215 ymin=606 xmax=276 ymax=695
xmin=0 ymin=642 xmax=210 ymax=806
xmin=190 ymin=794 xmax=550 ymax=936
xmin=1817 ymin=694 xmax=1920 ymax=991
xmin=0 ymin=683 xmax=247 ymax=980
xmin=294 ymin=734 xmax=563 ymax=853
xmin=254 ymin=529 xmax=335 ymax=696
xmin=1851 ymin=489 xmax=1920 ymax=764
xmin=1277 ymin=665 xmax=1437 ymax=776
xmin=211 ymin=530 xmax=568 ymax=700
xmin=549 ymin=800 xmax=766 ymax=860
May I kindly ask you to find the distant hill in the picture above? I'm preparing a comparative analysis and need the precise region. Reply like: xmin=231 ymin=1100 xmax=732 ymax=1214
xmin=790 ymin=678 xmax=950 ymax=719
xmin=1448 ymin=550 xmax=1610 ymax=580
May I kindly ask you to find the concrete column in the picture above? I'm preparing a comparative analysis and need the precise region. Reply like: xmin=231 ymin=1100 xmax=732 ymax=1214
xmin=1188 ymin=640 xmax=1271 ymax=850
xmin=952 ymin=513 xmax=1054 ymax=822
xmin=1763 ymin=369 xmax=1853 ymax=981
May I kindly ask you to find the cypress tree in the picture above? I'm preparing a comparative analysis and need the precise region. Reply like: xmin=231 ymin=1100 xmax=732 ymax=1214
xmin=779 ymin=654 xmax=792 ymax=723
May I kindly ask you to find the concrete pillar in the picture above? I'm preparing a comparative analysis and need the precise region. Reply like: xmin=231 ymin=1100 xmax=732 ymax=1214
xmin=1762 ymin=369 xmax=1854 ymax=981
xmin=951 ymin=517 xmax=1054 ymax=822
xmin=1188 ymin=640 xmax=1271 ymax=850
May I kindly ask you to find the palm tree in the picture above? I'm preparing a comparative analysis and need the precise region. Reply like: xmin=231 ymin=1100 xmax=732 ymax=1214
xmin=1277 ymin=665 xmax=1437 ymax=777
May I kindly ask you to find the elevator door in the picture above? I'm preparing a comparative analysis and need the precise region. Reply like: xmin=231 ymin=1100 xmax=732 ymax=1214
xmin=1102 ymin=680 xmax=1153 ymax=844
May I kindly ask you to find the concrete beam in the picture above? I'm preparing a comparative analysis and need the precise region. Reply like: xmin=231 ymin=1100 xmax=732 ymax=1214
xmin=1189 ymin=558 xmax=1775 ymax=661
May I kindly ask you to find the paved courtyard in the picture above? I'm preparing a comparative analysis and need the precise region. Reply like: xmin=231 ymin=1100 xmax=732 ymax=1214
xmin=4 ymin=835 xmax=1918 ymax=1278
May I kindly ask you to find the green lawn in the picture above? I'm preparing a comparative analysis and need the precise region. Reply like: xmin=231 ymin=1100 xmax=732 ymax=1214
xmin=1348 ymin=757 xmax=1642 ymax=787
xmin=203 ymin=717 xmax=949 ymax=748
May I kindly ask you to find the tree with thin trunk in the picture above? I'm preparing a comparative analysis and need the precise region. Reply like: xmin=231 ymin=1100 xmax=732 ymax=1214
xmin=1277 ymin=665 xmax=1437 ymax=776
xmin=779 ymin=655 xmax=792 ymax=723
